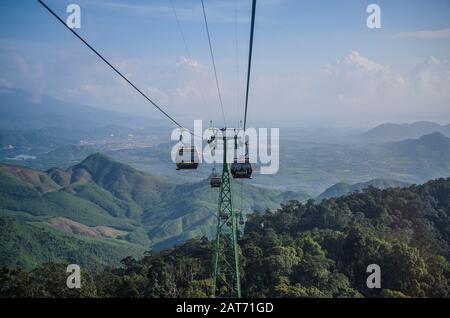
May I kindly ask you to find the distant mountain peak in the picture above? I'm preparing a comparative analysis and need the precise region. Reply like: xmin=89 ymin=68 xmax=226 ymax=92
xmin=374 ymin=121 xmax=440 ymax=129
xmin=81 ymin=152 xmax=114 ymax=165
xmin=397 ymin=131 xmax=450 ymax=147
xmin=317 ymin=178 xmax=410 ymax=201
xmin=0 ymin=88 xmax=162 ymax=130
xmin=361 ymin=121 xmax=450 ymax=144
xmin=418 ymin=131 xmax=447 ymax=140
xmin=71 ymin=153 xmax=144 ymax=187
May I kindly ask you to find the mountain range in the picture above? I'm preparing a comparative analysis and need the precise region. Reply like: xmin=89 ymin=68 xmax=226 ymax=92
xmin=316 ymin=178 xmax=410 ymax=201
xmin=103 ymin=131 xmax=450 ymax=187
xmin=0 ymin=88 xmax=162 ymax=130
xmin=3 ymin=130 xmax=450 ymax=197
xmin=0 ymin=153 xmax=308 ymax=268
xmin=361 ymin=121 xmax=450 ymax=143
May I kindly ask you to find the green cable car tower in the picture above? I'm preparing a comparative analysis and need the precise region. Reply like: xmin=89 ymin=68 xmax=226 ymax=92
xmin=212 ymin=130 xmax=241 ymax=298
xmin=211 ymin=0 xmax=257 ymax=299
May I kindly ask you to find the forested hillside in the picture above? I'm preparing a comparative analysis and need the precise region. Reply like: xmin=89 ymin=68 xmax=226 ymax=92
xmin=2 ymin=178 xmax=449 ymax=298
xmin=0 ymin=153 xmax=306 ymax=268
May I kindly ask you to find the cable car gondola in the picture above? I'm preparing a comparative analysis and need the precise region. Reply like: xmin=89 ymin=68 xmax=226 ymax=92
xmin=210 ymin=176 xmax=221 ymax=188
xmin=231 ymin=160 xmax=253 ymax=179
xmin=208 ymin=142 xmax=221 ymax=187
xmin=231 ymin=140 xmax=252 ymax=179
xmin=210 ymin=166 xmax=221 ymax=188
xmin=176 ymin=146 xmax=199 ymax=170
xmin=210 ymin=172 xmax=222 ymax=188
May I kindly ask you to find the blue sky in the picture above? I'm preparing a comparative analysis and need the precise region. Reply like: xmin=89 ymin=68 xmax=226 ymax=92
xmin=1 ymin=0 xmax=450 ymax=127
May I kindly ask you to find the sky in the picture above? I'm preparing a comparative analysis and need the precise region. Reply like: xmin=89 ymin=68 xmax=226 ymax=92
xmin=0 ymin=0 xmax=450 ymax=128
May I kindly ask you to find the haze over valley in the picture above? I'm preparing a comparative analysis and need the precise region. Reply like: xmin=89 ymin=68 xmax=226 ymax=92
xmin=2 ymin=89 xmax=450 ymax=197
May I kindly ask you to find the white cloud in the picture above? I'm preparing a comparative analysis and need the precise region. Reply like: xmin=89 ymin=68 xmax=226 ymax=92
xmin=297 ymin=51 xmax=449 ymax=125
xmin=413 ymin=56 xmax=450 ymax=98
xmin=324 ymin=51 xmax=394 ymax=78
xmin=2 ymin=43 xmax=450 ymax=126
xmin=394 ymin=28 xmax=450 ymax=39
xmin=42 ymin=53 xmax=224 ymax=121
xmin=0 ymin=77 xmax=13 ymax=88
xmin=340 ymin=50 xmax=384 ymax=73
xmin=176 ymin=56 xmax=202 ymax=69
xmin=322 ymin=51 xmax=407 ymax=111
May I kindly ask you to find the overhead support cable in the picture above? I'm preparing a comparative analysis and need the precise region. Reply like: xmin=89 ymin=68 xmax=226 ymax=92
xmin=37 ymin=0 xmax=196 ymax=136
xmin=243 ymin=0 xmax=257 ymax=131
xmin=234 ymin=0 xmax=241 ymax=128
xmin=200 ymin=0 xmax=227 ymax=128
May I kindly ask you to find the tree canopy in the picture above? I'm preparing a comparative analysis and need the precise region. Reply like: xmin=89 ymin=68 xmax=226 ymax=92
xmin=1 ymin=178 xmax=449 ymax=298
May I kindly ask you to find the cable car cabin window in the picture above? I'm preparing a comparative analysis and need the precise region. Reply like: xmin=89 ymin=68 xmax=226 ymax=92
xmin=176 ymin=146 xmax=200 ymax=170
xmin=231 ymin=162 xmax=253 ymax=179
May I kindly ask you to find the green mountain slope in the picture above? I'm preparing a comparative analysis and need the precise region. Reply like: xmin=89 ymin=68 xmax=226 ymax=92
xmin=377 ymin=132 xmax=450 ymax=180
xmin=0 ymin=153 xmax=308 ymax=268
xmin=0 ymin=213 xmax=146 ymax=269
xmin=146 ymin=179 xmax=303 ymax=250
